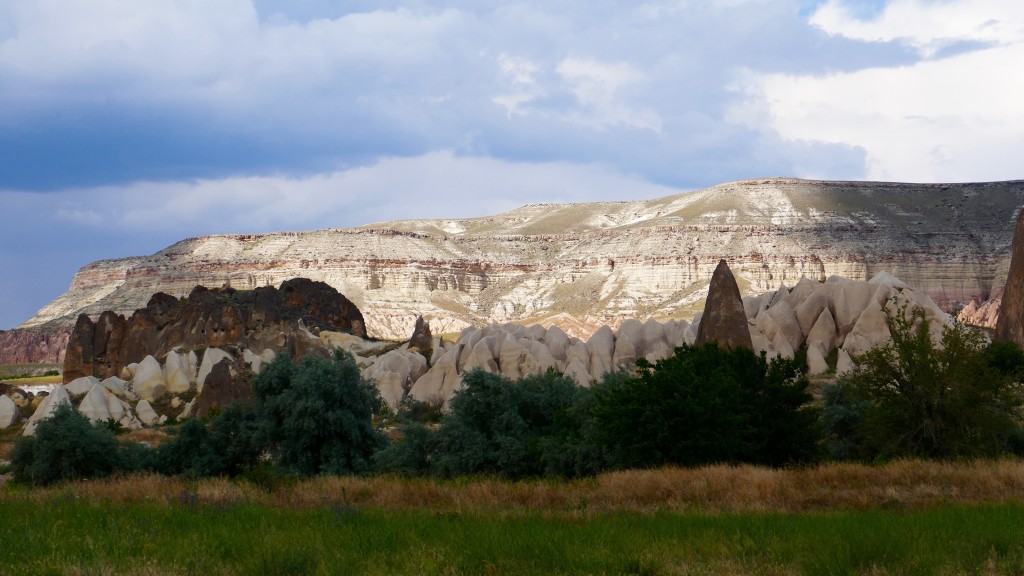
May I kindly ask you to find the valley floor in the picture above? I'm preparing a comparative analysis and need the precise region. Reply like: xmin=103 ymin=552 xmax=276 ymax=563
xmin=3 ymin=461 xmax=1024 ymax=575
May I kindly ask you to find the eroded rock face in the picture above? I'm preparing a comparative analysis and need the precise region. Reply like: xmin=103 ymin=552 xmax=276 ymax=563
xmin=14 ymin=178 xmax=1020 ymax=352
xmin=0 ymin=325 xmax=71 ymax=365
xmin=695 ymin=260 xmax=753 ymax=350
xmin=996 ymin=209 xmax=1024 ymax=345
xmin=62 ymin=278 xmax=365 ymax=384
xmin=193 ymin=358 xmax=250 ymax=418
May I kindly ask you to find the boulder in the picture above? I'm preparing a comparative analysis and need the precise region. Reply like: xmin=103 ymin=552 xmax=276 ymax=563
xmin=163 ymin=351 xmax=193 ymax=394
xmin=136 ymin=400 xmax=160 ymax=426
xmin=196 ymin=348 xmax=232 ymax=392
xmin=695 ymin=260 xmax=753 ymax=350
xmin=66 ymin=376 xmax=100 ymax=397
xmin=78 ymin=383 xmax=114 ymax=422
xmin=0 ymin=394 xmax=18 ymax=428
xmin=101 ymin=376 xmax=132 ymax=398
xmin=132 ymin=355 xmax=167 ymax=402
xmin=23 ymin=385 xmax=71 ymax=436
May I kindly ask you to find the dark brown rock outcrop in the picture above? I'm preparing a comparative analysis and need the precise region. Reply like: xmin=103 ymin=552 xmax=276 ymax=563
xmin=63 ymin=278 xmax=365 ymax=383
xmin=192 ymin=358 xmax=251 ymax=418
xmin=409 ymin=316 xmax=433 ymax=354
xmin=995 ymin=209 xmax=1024 ymax=345
xmin=695 ymin=259 xmax=753 ymax=350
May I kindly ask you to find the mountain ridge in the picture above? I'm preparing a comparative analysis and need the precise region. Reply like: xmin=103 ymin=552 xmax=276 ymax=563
xmin=14 ymin=177 xmax=1024 ymax=350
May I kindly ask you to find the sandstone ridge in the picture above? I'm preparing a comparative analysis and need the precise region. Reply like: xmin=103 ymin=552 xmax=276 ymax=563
xmin=13 ymin=178 xmax=1022 ymax=351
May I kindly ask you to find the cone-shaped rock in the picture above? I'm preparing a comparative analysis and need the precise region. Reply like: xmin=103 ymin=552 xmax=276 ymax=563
xmin=695 ymin=260 xmax=753 ymax=350
xmin=996 ymin=209 xmax=1024 ymax=345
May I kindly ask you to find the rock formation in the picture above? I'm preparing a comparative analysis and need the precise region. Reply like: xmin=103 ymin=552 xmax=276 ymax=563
xmin=0 ymin=394 xmax=18 ymax=429
xmin=996 ymin=209 xmax=1024 ymax=345
xmin=8 ymin=178 xmax=1020 ymax=362
xmin=192 ymin=358 xmax=250 ymax=418
xmin=0 ymin=325 xmax=71 ymax=364
xmin=958 ymin=297 xmax=1000 ymax=328
xmin=62 ymin=278 xmax=365 ymax=384
xmin=409 ymin=316 xmax=433 ymax=354
xmin=695 ymin=260 xmax=752 ymax=350
xmin=23 ymin=385 xmax=70 ymax=436
xmin=20 ymin=271 xmax=952 ymax=432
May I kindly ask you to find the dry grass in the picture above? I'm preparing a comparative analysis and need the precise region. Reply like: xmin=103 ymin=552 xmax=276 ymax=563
xmin=6 ymin=459 xmax=1024 ymax=515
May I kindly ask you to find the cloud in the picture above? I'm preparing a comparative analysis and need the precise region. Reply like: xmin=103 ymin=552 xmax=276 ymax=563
xmin=27 ymin=152 xmax=684 ymax=236
xmin=811 ymin=0 xmax=1024 ymax=57
xmin=733 ymin=42 xmax=1024 ymax=182
xmin=0 ymin=0 xmax=912 ymax=191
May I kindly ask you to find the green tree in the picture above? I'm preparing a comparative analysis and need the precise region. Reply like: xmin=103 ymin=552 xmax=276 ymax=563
xmin=429 ymin=369 xmax=580 ymax=478
xmin=836 ymin=303 xmax=1024 ymax=460
xmin=154 ymin=402 xmax=262 ymax=478
xmin=253 ymin=351 xmax=386 ymax=476
xmin=592 ymin=343 xmax=820 ymax=469
xmin=11 ymin=403 xmax=124 ymax=485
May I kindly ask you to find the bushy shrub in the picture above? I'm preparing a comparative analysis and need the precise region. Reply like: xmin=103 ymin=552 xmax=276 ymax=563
xmin=373 ymin=424 xmax=438 ymax=476
xmin=535 ymin=370 xmax=631 ymax=478
xmin=429 ymin=369 xmax=580 ymax=478
xmin=154 ymin=402 xmax=262 ymax=478
xmin=11 ymin=403 xmax=124 ymax=485
xmin=592 ymin=343 xmax=820 ymax=468
xmin=254 ymin=351 xmax=386 ymax=476
xmin=820 ymin=380 xmax=870 ymax=460
xmin=832 ymin=305 xmax=1024 ymax=460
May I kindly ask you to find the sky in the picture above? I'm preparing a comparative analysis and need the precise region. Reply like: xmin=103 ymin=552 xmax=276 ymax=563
xmin=1 ymin=0 xmax=1022 ymax=329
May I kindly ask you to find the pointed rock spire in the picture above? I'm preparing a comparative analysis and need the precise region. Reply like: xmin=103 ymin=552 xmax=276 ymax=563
xmin=996 ymin=209 xmax=1024 ymax=345
xmin=695 ymin=259 xmax=753 ymax=350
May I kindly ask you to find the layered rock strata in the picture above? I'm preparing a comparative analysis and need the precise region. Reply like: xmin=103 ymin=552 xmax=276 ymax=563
xmin=14 ymin=178 xmax=1022 ymax=349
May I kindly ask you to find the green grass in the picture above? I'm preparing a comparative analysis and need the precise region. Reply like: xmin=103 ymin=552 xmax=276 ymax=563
xmin=1 ymin=498 xmax=1023 ymax=575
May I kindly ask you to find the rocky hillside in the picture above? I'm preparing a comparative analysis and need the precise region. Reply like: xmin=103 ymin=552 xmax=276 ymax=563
xmin=15 ymin=178 xmax=1024 ymax=347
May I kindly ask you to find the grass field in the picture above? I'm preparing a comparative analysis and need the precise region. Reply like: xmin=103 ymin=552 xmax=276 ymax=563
xmin=1 ymin=497 xmax=1022 ymax=575
xmin=2 ymin=461 xmax=1024 ymax=574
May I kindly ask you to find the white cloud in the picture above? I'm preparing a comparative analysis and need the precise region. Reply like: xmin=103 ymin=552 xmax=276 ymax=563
xmin=555 ymin=58 xmax=662 ymax=132
xmin=811 ymin=0 xmax=1024 ymax=57
xmin=40 ymin=152 xmax=683 ymax=235
xmin=733 ymin=39 xmax=1024 ymax=182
